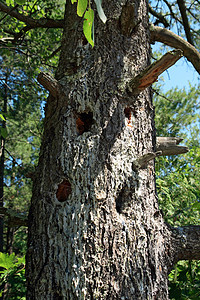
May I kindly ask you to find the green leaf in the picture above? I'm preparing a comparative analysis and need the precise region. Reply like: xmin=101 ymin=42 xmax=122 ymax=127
xmin=0 ymin=114 xmax=5 ymax=121
xmin=71 ymin=0 xmax=77 ymax=3
xmin=0 ymin=252 xmax=16 ymax=270
xmin=15 ymin=255 xmax=25 ymax=266
xmin=192 ymin=201 xmax=200 ymax=210
xmin=77 ymin=0 xmax=88 ymax=17
xmin=83 ymin=9 xmax=94 ymax=47
xmin=6 ymin=0 xmax=15 ymax=5
xmin=1 ymin=128 xmax=8 ymax=139
xmin=15 ymin=0 xmax=26 ymax=4
xmin=94 ymin=0 xmax=107 ymax=23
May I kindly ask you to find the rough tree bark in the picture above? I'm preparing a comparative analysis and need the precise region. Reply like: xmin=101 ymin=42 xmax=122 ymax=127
xmin=26 ymin=1 xmax=200 ymax=299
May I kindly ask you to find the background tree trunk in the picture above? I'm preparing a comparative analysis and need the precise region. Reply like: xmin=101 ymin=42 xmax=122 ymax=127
xmin=26 ymin=1 xmax=179 ymax=299
xmin=0 ymin=72 xmax=8 ymax=253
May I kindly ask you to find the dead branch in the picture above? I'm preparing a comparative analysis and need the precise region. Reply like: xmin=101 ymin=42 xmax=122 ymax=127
xmin=150 ymin=25 xmax=200 ymax=74
xmin=177 ymin=0 xmax=194 ymax=45
xmin=156 ymin=137 xmax=189 ymax=156
xmin=148 ymin=4 xmax=170 ymax=27
xmin=133 ymin=151 xmax=162 ymax=169
xmin=128 ymin=50 xmax=182 ymax=93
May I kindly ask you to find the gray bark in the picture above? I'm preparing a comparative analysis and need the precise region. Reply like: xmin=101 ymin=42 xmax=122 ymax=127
xmin=156 ymin=137 xmax=189 ymax=156
xmin=26 ymin=1 xmax=200 ymax=299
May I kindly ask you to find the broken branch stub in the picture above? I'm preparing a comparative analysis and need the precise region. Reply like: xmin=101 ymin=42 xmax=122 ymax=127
xmin=133 ymin=151 xmax=162 ymax=169
xmin=156 ymin=136 xmax=189 ymax=156
xmin=37 ymin=72 xmax=61 ymax=98
xmin=128 ymin=49 xmax=183 ymax=93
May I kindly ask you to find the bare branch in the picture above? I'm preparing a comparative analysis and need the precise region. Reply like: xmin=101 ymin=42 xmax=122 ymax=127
xmin=150 ymin=25 xmax=200 ymax=75
xmin=152 ymin=88 xmax=174 ymax=102
xmin=0 ymin=4 xmax=18 ymax=22
xmin=128 ymin=49 xmax=182 ymax=93
xmin=177 ymin=0 xmax=194 ymax=45
xmin=48 ymin=46 xmax=62 ymax=59
xmin=0 ymin=2 xmax=64 ymax=29
xmin=148 ymin=4 xmax=170 ymax=27
xmin=162 ymin=0 xmax=184 ymax=27
xmin=172 ymin=225 xmax=200 ymax=262
xmin=156 ymin=137 xmax=189 ymax=156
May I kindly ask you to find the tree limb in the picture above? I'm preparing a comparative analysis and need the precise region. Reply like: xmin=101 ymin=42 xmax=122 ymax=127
xmin=177 ymin=0 xmax=194 ymax=45
xmin=150 ymin=25 xmax=200 ymax=75
xmin=172 ymin=225 xmax=200 ymax=262
xmin=128 ymin=49 xmax=182 ymax=93
xmin=148 ymin=4 xmax=169 ymax=27
xmin=163 ymin=0 xmax=183 ymax=25
xmin=0 ymin=2 xmax=64 ymax=29
xmin=37 ymin=72 xmax=63 ymax=98
xmin=156 ymin=137 xmax=189 ymax=156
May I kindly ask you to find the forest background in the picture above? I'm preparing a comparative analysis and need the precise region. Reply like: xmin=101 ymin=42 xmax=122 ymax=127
xmin=0 ymin=0 xmax=199 ymax=299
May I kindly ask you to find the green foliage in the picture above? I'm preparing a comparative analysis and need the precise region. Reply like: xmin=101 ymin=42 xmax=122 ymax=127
xmin=169 ymin=261 xmax=200 ymax=299
xmin=0 ymin=0 xmax=65 ymax=296
xmin=15 ymin=0 xmax=26 ymax=4
xmin=154 ymin=84 xmax=200 ymax=226
xmin=71 ymin=0 xmax=107 ymax=46
xmin=154 ymin=83 xmax=200 ymax=298
xmin=0 ymin=0 xmax=65 ymax=71
xmin=0 ymin=252 xmax=26 ymax=299
xmin=71 ymin=0 xmax=94 ymax=46
xmin=0 ymin=127 xmax=8 ymax=139
xmin=83 ymin=9 xmax=94 ymax=47
xmin=0 ymin=114 xmax=6 ymax=121
xmin=5 ymin=0 xmax=14 ymax=5
xmin=77 ymin=0 xmax=88 ymax=17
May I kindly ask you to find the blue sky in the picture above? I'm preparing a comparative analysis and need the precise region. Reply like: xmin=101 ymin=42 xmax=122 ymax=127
xmin=161 ymin=57 xmax=199 ymax=92
xmin=150 ymin=0 xmax=199 ymax=93
xmin=151 ymin=44 xmax=199 ymax=92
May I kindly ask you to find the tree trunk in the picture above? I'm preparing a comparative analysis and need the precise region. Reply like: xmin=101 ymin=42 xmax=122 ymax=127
xmin=0 ymin=72 xmax=8 ymax=253
xmin=26 ymin=1 xmax=199 ymax=299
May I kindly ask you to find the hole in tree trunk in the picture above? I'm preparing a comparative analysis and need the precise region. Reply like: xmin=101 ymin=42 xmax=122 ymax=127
xmin=76 ymin=112 xmax=94 ymax=135
xmin=116 ymin=189 xmax=125 ymax=213
xmin=124 ymin=107 xmax=132 ymax=126
xmin=56 ymin=179 xmax=72 ymax=202
xmin=116 ymin=186 xmax=133 ymax=214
